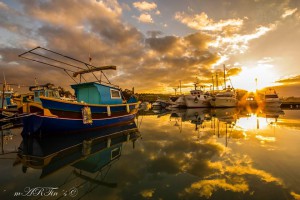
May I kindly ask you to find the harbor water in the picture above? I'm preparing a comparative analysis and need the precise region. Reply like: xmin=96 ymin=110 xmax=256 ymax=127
xmin=0 ymin=107 xmax=300 ymax=199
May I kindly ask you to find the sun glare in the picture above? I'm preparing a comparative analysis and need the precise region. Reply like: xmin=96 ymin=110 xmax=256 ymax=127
xmin=235 ymin=114 xmax=268 ymax=131
xmin=230 ymin=65 xmax=279 ymax=92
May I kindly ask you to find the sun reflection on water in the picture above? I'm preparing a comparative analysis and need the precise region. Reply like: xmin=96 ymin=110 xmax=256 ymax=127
xmin=136 ymin=107 xmax=300 ymax=199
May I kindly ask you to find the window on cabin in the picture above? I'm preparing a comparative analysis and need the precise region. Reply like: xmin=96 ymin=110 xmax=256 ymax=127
xmin=40 ymin=91 xmax=45 ymax=97
xmin=266 ymin=95 xmax=278 ymax=98
xmin=111 ymin=147 xmax=121 ymax=160
xmin=54 ymin=91 xmax=60 ymax=98
xmin=110 ymin=89 xmax=121 ymax=99
xmin=48 ymin=91 xmax=53 ymax=97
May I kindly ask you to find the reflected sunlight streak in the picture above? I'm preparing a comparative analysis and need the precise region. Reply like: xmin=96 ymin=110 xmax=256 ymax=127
xmin=235 ymin=115 xmax=268 ymax=131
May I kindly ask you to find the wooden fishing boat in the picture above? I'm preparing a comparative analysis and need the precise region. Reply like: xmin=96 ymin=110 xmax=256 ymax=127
xmin=19 ymin=47 xmax=139 ymax=135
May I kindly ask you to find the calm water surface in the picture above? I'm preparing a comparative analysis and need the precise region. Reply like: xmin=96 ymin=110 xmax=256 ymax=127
xmin=0 ymin=107 xmax=300 ymax=200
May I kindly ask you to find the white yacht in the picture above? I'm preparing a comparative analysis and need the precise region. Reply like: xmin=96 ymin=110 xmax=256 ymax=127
xmin=185 ymin=89 xmax=212 ymax=108
xmin=168 ymin=95 xmax=186 ymax=108
xmin=264 ymin=89 xmax=281 ymax=107
xmin=210 ymin=87 xmax=238 ymax=108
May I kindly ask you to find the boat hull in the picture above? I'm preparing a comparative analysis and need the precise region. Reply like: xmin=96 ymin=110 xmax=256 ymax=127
xmin=152 ymin=101 xmax=169 ymax=109
xmin=21 ymin=97 xmax=140 ymax=136
xmin=40 ymin=97 xmax=136 ymax=114
xmin=22 ymin=112 xmax=137 ymax=136
xmin=210 ymin=98 xmax=237 ymax=108
xmin=264 ymin=100 xmax=282 ymax=108
xmin=185 ymin=95 xmax=211 ymax=108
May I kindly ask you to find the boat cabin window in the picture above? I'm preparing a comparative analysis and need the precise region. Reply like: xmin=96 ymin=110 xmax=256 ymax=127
xmin=47 ymin=90 xmax=60 ymax=98
xmin=266 ymin=94 xmax=278 ymax=98
xmin=110 ymin=89 xmax=121 ymax=99
xmin=111 ymin=147 xmax=121 ymax=160
xmin=217 ymin=93 xmax=233 ymax=97
xmin=34 ymin=91 xmax=44 ymax=97
xmin=48 ymin=91 xmax=53 ymax=98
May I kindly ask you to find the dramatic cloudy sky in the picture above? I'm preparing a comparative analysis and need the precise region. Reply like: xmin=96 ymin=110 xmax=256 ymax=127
xmin=0 ymin=0 xmax=300 ymax=96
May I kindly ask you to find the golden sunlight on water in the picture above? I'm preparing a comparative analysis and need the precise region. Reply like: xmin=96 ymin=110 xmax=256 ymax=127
xmin=0 ymin=108 xmax=299 ymax=200
xmin=135 ymin=107 xmax=300 ymax=199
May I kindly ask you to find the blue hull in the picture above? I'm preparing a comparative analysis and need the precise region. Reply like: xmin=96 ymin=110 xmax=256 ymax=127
xmin=41 ymin=97 xmax=136 ymax=113
xmin=22 ymin=113 xmax=136 ymax=136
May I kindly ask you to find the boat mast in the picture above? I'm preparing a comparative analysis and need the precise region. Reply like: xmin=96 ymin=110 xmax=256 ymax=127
xmin=179 ymin=80 xmax=182 ymax=94
xmin=1 ymin=84 xmax=5 ymax=110
xmin=212 ymin=75 xmax=214 ymax=93
xmin=216 ymin=73 xmax=219 ymax=91
xmin=255 ymin=78 xmax=258 ymax=92
xmin=194 ymin=82 xmax=197 ymax=90
xmin=173 ymin=87 xmax=177 ymax=95
xmin=223 ymin=64 xmax=226 ymax=89
xmin=1 ymin=73 xmax=6 ymax=109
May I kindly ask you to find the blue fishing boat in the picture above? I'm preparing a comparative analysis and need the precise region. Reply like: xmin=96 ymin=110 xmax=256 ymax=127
xmin=19 ymin=47 xmax=139 ymax=135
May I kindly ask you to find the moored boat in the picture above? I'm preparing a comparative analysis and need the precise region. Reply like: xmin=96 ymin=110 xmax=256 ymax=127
xmin=210 ymin=86 xmax=238 ymax=108
xmin=19 ymin=47 xmax=140 ymax=135
xmin=263 ymin=88 xmax=281 ymax=108
xmin=210 ymin=65 xmax=238 ymax=108
xmin=152 ymin=98 xmax=170 ymax=109
xmin=185 ymin=84 xmax=212 ymax=108
xmin=0 ymin=84 xmax=18 ymax=118
xmin=168 ymin=95 xmax=186 ymax=108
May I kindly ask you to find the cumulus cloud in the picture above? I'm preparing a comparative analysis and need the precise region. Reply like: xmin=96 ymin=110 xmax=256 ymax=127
xmin=0 ymin=2 xmax=9 ymax=10
xmin=136 ymin=13 xmax=154 ymax=23
xmin=25 ymin=0 xmax=122 ymax=27
xmin=132 ymin=1 xmax=160 ymax=24
xmin=227 ymin=67 xmax=242 ymax=77
xmin=175 ymin=12 xmax=244 ymax=32
xmin=276 ymin=75 xmax=300 ymax=84
xmin=133 ymin=1 xmax=157 ymax=11
xmin=175 ymin=11 xmax=277 ymax=57
xmin=257 ymin=57 xmax=274 ymax=64
xmin=281 ymin=8 xmax=298 ymax=18
xmin=1 ymin=0 xmax=298 ymax=94
xmin=0 ymin=0 xmax=222 ymax=94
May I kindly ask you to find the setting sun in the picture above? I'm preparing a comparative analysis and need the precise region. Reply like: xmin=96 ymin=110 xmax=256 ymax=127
xmin=230 ymin=64 xmax=279 ymax=92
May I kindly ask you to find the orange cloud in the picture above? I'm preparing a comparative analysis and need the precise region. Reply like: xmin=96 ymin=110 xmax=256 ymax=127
xmin=133 ymin=1 xmax=157 ymax=11
xmin=281 ymin=8 xmax=298 ymax=18
xmin=136 ymin=13 xmax=154 ymax=23
xmin=174 ymin=12 xmax=243 ymax=32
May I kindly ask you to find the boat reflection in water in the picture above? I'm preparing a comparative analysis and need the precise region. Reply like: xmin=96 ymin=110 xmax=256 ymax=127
xmin=138 ymin=107 xmax=300 ymax=199
xmin=14 ymin=121 xmax=140 ymax=184
xmin=1 ymin=105 xmax=300 ymax=199
xmin=166 ymin=106 xmax=286 ymax=145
